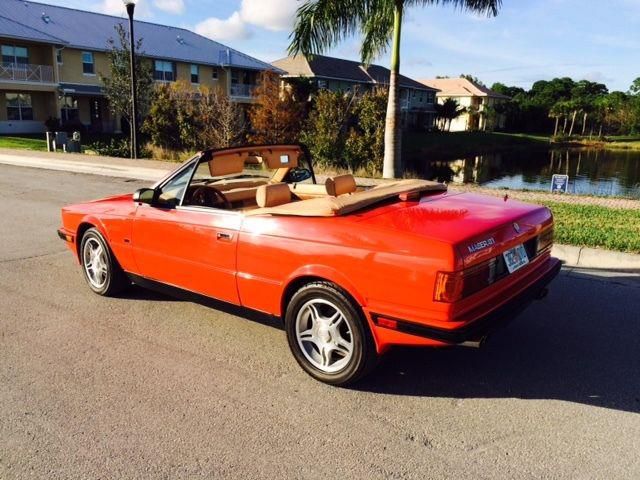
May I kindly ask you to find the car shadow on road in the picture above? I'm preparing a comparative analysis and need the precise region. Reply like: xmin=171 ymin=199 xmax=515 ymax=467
xmin=354 ymin=269 xmax=640 ymax=414
xmin=123 ymin=280 xmax=282 ymax=329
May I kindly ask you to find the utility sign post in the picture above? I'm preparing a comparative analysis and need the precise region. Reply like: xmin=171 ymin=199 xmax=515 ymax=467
xmin=551 ymin=174 xmax=569 ymax=193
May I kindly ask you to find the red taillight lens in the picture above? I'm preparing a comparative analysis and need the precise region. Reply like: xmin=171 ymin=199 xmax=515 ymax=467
xmin=434 ymin=271 xmax=464 ymax=303
xmin=537 ymin=227 xmax=554 ymax=254
xmin=434 ymin=258 xmax=498 ymax=303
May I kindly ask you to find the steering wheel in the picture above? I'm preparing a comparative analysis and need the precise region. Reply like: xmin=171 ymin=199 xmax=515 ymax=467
xmin=190 ymin=186 xmax=232 ymax=209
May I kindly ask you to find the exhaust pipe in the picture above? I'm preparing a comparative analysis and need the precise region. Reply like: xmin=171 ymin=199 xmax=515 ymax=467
xmin=459 ymin=336 xmax=488 ymax=349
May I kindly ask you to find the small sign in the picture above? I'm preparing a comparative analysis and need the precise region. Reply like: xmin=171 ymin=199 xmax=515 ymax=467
xmin=551 ymin=174 xmax=569 ymax=193
xmin=280 ymin=154 xmax=290 ymax=165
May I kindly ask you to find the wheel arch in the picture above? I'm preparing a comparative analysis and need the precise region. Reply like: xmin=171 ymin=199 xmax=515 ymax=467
xmin=280 ymin=266 xmax=367 ymax=321
xmin=75 ymin=217 xmax=109 ymax=260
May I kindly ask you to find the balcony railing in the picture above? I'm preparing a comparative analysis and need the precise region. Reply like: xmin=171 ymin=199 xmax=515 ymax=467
xmin=230 ymin=83 xmax=256 ymax=98
xmin=0 ymin=63 xmax=54 ymax=84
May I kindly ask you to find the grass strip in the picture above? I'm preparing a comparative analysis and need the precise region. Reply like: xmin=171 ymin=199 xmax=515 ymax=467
xmin=540 ymin=201 xmax=640 ymax=253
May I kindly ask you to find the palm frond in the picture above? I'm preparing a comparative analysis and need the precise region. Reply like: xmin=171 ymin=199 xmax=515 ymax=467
xmin=360 ymin=0 xmax=395 ymax=65
xmin=405 ymin=0 xmax=501 ymax=16
xmin=288 ymin=0 xmax=370 ymax=57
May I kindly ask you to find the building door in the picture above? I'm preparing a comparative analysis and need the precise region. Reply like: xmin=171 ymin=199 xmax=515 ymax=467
xmin=90 ymin=97 xmax=103 ymax=133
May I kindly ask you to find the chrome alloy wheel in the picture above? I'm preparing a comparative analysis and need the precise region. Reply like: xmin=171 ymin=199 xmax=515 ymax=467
xmin=83 ymin=237 xmax=108 ymax=289
xmin=295 ymin=299 xmax=354 ymax=373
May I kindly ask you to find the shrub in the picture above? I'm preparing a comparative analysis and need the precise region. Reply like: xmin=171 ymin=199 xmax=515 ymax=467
xmin=300 ymin=89 xmax=355 ymax=171
xmin=248 ymin=71 xmax=305 ymax=144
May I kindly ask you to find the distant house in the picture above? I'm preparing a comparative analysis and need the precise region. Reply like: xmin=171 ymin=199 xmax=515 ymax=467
xmin=418 ymin=77 xmax=510 ymax=132
xmin=272 ymin=54 xmax=439 ymax=130
xmin=0 ymin=0 xmax=275 ymax=134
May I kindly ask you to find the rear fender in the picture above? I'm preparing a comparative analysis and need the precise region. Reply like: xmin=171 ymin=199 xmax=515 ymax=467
xmin=282 ymin=265 xmax=388 ymax=353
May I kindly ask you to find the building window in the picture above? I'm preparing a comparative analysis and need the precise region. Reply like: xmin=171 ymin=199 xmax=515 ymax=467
xmin=6 ymin=93 xmax=33 ymax=121
xmin=212 ymin=69 xmax=218 ymax=80
xmin=154 ymin=60 xmax=176 ymax=81
xmin=82 ymin=52 xmax=94 ymax=74
xmin=190 ymin=64 xmax=199 ymax=84
xmin=56 ymin=49 xmax=63 ymax=64
xmin=2 ymin=45 xmax=28 ymax=65
xmin=426 ymin=91 xmax=435 ymax=104
xmin=317 ymin=79 xmax=328 ymax=90
xmin=231 ymin=70 xmax=239 ymax=84
xmin=61 ymin=96 xmax=79 ymax=123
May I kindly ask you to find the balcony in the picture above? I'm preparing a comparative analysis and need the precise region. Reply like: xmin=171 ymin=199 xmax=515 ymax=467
xmin=230 ymin=83 xmax=255 ymax=98
xmin=0 ymin=63 xmax=55 ymax=84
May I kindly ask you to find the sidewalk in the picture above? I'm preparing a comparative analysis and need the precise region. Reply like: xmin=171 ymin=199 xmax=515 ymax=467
xmin=1 ymin=148 xmax=638 ymax=270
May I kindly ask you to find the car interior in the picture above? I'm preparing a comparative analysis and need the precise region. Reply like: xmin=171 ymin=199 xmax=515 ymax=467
xmin=155 ymin=144 xmax=447 ymax=217
xmin=180 ymin=145 xmax=360 ymax=212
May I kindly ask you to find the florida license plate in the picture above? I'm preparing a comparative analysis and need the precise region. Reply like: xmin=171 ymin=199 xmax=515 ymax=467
xmin=503 ymin=244 xmax=529 ymax=274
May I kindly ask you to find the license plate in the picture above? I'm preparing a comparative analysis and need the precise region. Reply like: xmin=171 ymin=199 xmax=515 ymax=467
xmin=503 ymin=244 xmax=529 ymax=274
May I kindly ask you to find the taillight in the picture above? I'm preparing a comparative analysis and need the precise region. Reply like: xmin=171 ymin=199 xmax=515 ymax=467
xmin=434 ymin=258 xmax=498 ymax=303
xmin=434 ymin=271 xmax=464 ymax=303
xmin=537 ymin=227 xmax=554 ymax=254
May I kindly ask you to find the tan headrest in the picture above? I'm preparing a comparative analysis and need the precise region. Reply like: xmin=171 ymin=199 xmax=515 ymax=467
xmin=325 ymin=174 xmax=356 ymax=196
xmin=256 ymin=183 xmax=292 ymax=208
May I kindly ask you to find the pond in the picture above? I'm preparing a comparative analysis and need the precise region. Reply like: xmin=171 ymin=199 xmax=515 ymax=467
xmin=412 ymin=148 xmax=640 ymax=199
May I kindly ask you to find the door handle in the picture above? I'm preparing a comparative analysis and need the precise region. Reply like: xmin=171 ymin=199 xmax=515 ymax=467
xmin=216 ymin=232 xmax=233 ymax=241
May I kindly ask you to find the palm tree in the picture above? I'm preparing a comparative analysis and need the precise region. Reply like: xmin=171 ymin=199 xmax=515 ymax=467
xmin=440 ymin=98 xmax=465 ymax=131
xmin=288 ymin=0 xmax=501 ymax=178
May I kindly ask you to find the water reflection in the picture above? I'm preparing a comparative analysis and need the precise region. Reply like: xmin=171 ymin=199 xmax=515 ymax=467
xmin=413 ymin=148 xmax=640 ymax=198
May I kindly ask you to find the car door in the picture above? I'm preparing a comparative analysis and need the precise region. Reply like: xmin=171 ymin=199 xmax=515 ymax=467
xmin=131 ymin=160 xmax=242 ymax=305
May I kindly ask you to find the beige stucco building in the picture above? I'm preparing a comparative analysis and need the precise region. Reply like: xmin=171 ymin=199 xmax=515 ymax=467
xmin=0 ymin=1 xmax=274 ymax=135
xmin=418 ymin=77 xmax=510 ymax=132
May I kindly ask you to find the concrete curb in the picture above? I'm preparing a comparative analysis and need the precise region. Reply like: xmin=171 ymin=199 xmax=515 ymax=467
xmin=2 ymin=149 xmax=638 ymax=270
xmin=552 ymin=244 xmax=640 ymax=270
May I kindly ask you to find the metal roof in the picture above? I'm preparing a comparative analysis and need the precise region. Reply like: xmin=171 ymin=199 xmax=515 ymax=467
xmin=0 ymin=0 xmax=275 ymax=71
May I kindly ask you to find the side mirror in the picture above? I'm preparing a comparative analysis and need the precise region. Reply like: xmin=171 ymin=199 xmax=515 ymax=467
xmin=133 ymin=187 xmax=156 ymax=205
xmin=288 ymin=167 xmax=312 ymax=183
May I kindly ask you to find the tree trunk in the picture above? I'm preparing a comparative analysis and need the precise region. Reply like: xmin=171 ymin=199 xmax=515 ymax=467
xmin=581 ymin=112 xmax=588 ymax=136
xmin=598 ymin=124 xmax=603 ymax=137
xmin=382 ymin=2 xmax=403 ymax=179
xmin=562 ymin=116 xmax=568 ymax=134
xmin=568 ymin=110 xmax=577 ymax=136
xmin=553 ymin=116 xmax=559 ymax=137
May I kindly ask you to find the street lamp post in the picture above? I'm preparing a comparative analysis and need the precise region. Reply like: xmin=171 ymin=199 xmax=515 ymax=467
xmin=123 ymin=0 xmax=138 ymax=159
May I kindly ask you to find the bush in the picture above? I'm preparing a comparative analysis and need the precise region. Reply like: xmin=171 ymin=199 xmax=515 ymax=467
xmin=86 ymin=138 xmax=137 ymax=158
xmin=301 ymin=88 xmax=387 ymax=175
xmin=300 ymin=90 xmax=354 ymax=171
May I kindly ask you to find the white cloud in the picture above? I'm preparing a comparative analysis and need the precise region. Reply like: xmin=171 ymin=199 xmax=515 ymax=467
xmin=239 ymin=0 xmax=298 ymax=31
xmin=194 ymin=0 xmax=297 ymax=42
xmin=154 ymin=0 xmax=184 ymax=14
xmin=195 ymin=12 xmax=251 ymax=41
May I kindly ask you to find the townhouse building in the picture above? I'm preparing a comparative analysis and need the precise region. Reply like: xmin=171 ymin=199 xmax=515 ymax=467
xmin=272 ymin=54 xmax=439 ymax=130
xmin=0 ymin=0 xmax=275 ymax=134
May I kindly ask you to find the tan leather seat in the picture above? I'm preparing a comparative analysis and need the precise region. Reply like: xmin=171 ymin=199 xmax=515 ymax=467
xmin=325 ymin=174 xmax=356 ymax=196
xmin=256 ymin=183 xmax=292 ymax=208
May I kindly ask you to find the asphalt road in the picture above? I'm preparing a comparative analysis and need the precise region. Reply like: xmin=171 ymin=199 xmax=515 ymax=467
xmin=1 ymin=164 xmax=639 ymax=479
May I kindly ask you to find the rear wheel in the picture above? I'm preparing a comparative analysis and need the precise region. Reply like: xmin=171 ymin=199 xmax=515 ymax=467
xmin=80 ymin=228 xmax=128 ymax=296
xmin=285 ymin=281 xmax=378 ymax=386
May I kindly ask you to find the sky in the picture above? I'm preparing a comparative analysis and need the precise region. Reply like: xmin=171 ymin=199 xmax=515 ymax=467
xmin=50 ymin=0 xmax=640 ymax=92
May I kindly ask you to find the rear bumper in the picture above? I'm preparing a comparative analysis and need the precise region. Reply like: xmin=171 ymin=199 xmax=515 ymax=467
xmin=371 ymin=257 xmax=561 ymax=345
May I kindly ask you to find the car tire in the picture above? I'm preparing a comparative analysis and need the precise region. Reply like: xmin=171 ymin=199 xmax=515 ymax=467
xmin=285 ymin=281 xmax=378 ymax=386
xmin=80 ymin=227 xmax=129 ymax=296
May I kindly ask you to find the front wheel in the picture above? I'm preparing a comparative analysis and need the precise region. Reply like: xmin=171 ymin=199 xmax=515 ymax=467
xmin=80 ymin=227 xmax=128 ymax=296
xmin=285 ymin=281 xmax=378 ymax=386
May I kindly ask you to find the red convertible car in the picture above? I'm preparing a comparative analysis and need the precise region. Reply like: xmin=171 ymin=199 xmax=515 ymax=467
xmin=58 ymin=144 xmax=560 ymax=385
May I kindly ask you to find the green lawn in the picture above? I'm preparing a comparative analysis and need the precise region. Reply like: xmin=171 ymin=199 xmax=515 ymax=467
xmin=402 ymin=131 xmax=550 ymax=162
xmin=0 ymin=135 xmax=48 ymax=151
xmin=541 ymin=202 xmax=640 ymax=253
